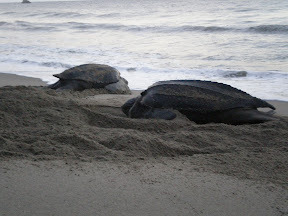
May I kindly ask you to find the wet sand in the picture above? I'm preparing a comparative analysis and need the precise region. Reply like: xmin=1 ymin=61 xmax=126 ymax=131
xmin=0 ymin=73 xmax=287 ymax=216
xmin=0 ymin=73 xmax=47 ymax=87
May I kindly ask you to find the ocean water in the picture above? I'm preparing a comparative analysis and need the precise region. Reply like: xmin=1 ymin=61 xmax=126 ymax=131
xmin=0 ymin=0 xmax=287 ymax=100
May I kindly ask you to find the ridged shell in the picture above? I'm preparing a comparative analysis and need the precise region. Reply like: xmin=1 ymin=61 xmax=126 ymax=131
xmin=140 ymin=80 xmax=275 ymax=112
xmin=54 ymin=64 xmax=120 ymax=84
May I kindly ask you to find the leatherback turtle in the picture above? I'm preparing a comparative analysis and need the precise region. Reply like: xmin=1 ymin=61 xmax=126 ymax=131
xmin=48 ymin=64 xmax=130 ymax=94
xmin=121 ymin=80 xmax=276 ymax=125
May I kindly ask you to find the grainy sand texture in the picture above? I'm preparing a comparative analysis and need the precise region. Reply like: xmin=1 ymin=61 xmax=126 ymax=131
xmin=0 ymin=73 xmax=287 ymax=216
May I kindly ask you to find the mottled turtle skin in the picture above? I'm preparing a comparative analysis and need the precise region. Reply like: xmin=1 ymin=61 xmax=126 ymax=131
xmin=48 ymin=64 xmax=130 ymax=94
xmin=121 ymin=80 xmax=276 ymax=125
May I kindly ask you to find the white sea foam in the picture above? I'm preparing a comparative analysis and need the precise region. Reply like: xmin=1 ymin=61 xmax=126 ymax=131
xmin=0 ymin=0 xmax=287 ymax=101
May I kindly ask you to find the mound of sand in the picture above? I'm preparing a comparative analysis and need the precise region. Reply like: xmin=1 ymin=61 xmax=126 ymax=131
xmin=0 ymin=86 xmax=288 ymax=185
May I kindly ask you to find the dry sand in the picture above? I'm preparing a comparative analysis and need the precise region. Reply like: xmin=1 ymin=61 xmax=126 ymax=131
xmin=0 ymin=73 xmax=288 ymax=215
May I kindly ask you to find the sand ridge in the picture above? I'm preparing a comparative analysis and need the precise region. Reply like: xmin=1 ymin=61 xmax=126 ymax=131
xmin=0 ymin=86 xmax=287 ymax=187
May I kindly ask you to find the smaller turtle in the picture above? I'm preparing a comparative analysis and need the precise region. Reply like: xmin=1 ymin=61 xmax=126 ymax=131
xmin=121 ymin=80 xmax=277 ymax=125
xmin=48 ymin=64 xmax=130 ymax=94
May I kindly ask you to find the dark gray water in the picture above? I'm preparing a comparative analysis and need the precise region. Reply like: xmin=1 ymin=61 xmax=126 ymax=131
xmin=0 ymin=0 xmax=287 ymax=100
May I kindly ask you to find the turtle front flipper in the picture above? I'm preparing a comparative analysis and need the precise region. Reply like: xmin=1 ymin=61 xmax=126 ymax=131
xmin=121 ymin=97 xmax=138 ymax=116
xmin=128 ymin=97 xmax=176 ymax=120
xmin=50 ymin=79 xmax=92 ymax=91
xmin=149 ymin=108 xmax=176 ymax=120
xmin=48 ymin=80 xmax=62 ymax=89
xmin=130 ymin=105 xmax=176 ymax=120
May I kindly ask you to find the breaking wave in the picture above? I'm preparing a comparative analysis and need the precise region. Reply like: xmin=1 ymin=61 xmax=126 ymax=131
xmin=1 ymin=20 xmax=287 ymax=35
xmin=2 ymin=11 xmax=121 ymax=19
xmin=1 ymin=21 xmax=58 ymax=32
xmin=1 ymin=58 xmax=72 ymax=69
xmin=39 ymin=12 xmax=88 ymax=18
xmin=0 ymin=21 xmax=8 ymax=26
xmin=248 ymin=25 xmax=288 ymax=34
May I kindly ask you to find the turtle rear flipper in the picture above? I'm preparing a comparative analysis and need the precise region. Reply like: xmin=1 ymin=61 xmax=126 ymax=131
xmin=105 ymin=78 xmax=131 ymax=94
xmin=128 ymin=97 xmax=176 ymax=120
xmin=217 ymin=108 xmax=277 ymax=125
xmin=149 ymin=108 xmax=176 ymax=120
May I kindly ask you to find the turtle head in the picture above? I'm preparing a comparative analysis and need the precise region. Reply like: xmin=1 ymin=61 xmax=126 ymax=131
xmin=121 ymin=97 xmax=138 ymax=116
xmin=53 ymin=74 xmax=61 ymax=78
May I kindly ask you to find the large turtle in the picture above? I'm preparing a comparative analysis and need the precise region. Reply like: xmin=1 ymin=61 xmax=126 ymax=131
xmin=121 ymin=80 xmax=277 ymax=125
xmin=48 ymin=64 xmax=130 ymax=94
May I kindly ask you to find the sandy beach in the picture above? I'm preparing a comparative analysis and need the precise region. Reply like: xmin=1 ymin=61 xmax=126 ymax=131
xmin=1 ymin=73 xmax=287 ymax=216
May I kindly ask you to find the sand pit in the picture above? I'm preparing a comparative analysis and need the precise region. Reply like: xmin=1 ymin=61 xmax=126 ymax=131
xmin=0 ymin=74 xmax=287 ymax=215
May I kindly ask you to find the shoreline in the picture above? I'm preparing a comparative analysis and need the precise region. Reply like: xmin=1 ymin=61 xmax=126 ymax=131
xmin=1 ymin=72 xmax=287 ymax=116
xmin=0 ymin=72 xmax=48 ymax=87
